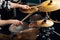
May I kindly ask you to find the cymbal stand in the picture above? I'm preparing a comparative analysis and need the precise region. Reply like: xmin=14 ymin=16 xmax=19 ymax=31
xmin=36 ymin=12 xmax=52 ymax=40
xmin=45 ymin=12 xmax=50 ymax=20
xmin=46 ymin=12 xmax=60 ymax=36
xmin=37 ymin=12 xmax=60 ymax=40
xmin=37 ymin=26 xmax=54 ymax=40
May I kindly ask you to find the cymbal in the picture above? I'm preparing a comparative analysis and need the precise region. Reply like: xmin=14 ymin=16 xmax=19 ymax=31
xmin=39 ymin=0 xmax=60 ymax=12
xmin=37 ymin=20 xmax=54 ymax=27
xmin=20 ymin=7 xmax=38 ymax=13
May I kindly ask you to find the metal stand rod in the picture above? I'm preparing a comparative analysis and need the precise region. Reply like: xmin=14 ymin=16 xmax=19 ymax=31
xmin=53 ymin=31 xmax=60 ymax=36
xmin=46 ymin=12 xmax=50 ymax=19
xmin=13 ymin=8 xmax=16 ymax=17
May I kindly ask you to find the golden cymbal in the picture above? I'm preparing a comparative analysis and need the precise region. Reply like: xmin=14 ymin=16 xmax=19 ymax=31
xmin=20 ymin=7 xmax=38 ymax=13
xmin=39 ymin=0 xmax=60 ymax=12
xmin=37 ymin=20 xmax=54 ymax=27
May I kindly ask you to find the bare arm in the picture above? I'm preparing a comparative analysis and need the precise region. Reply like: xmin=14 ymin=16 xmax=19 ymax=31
xmin=0 ymin=19 xmax=23 ymax=26
xmin=0 ymin=20 xmax=11 ymax=26
xmin=10 ymin=2 xmax=22 ymax=8
xmin=0 ymin=1 xmax=30 ymax=9
xmin=10 ymin=2 xmax=30 ymax=9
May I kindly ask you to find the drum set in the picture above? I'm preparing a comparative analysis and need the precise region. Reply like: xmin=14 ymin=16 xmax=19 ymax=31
xmin=9 ymin=0 xmax=60 ymax=40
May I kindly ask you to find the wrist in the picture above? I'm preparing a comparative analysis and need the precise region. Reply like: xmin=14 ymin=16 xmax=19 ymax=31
xmin=19 ymin=5 xmax=23 ymax=8
xmin=8 ymin=20 xmax=13 ymax=24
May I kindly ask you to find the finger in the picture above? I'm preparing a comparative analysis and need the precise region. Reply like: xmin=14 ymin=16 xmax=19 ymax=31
xmin=19 ymin=21 xmax=23 ymax=25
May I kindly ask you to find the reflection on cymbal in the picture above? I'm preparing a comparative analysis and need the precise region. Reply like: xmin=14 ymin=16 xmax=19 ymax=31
xmin=39 ymin=0 xmax=60 ymax=12
xmin=37 ymin=20 xmax=54 ymax=27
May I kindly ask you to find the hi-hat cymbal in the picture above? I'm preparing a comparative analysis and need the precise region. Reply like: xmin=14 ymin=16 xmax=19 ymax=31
xmin=39 ymin=0 xmax=60 ymax=12
xmin=37 ymin=20 xmax=54 ymax=27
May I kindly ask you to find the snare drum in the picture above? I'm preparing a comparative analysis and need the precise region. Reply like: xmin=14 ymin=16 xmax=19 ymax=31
xmin=9 ymin=22 xmax=29 ymax=34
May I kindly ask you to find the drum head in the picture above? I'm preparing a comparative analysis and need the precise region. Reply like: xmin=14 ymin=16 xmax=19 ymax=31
xmin=9 ymin=22 xmax=29 ymax=33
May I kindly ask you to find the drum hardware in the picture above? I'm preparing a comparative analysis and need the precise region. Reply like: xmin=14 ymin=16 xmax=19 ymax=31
xmin=9 ymin=9 xmax=37 ymax=33
xmin=21 ymin=0 xmax=60 ymax=23
xmin=22 ymin=0 xmax=60 ymax=40
xmin=36 ymin=12 xmax=60 ymax=40
xmin=11 ymin=0 xmax=60 ymax=13
xmin=37 ymin=26 xmax=60 ymax=40
xmin=9 ymin=11 xmax=39 ymax=40
xmin=19 ymin=1 xmax=44 ymax=13
xmin=28 ymin=17 xmax=54 ymax=28
xmin=28 ymin=13 xmax=55 ymax=39
xmin=20 ymin=0 xmax=60 ymax=13
xmin=48 ymin=0 xmax=52 ymax=5
xmin=9 ymin=0 xmax=60 ymax=40
xmin=45 ymin=12 xmax=60 ymax=36
xmin=36 ymin=0 xmax=60 ymax=39
xmin=45 ymin=12 xmax=60 ymax=23
xmin=53 ymin=30 xmax=60 ymax=36
xmin=37 ymin=27 xmax=54 ymax=40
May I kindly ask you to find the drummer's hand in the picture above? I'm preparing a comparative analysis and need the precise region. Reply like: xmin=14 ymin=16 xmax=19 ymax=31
xmin=20 ymin=5 xmax=30 ymax=10
xmin=9 ymin=19 xmax=23 ymax=26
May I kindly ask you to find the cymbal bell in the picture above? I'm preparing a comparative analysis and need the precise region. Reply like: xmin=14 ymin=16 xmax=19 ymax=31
xmin=39 ymin=0 xmax=60 ymax=12
xmin=37 ymin=20 xmax=54 ymax=27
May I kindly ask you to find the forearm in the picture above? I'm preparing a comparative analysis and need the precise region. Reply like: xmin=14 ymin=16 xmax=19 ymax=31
xmin=0 ymin=20 xmax=11 ymax=26
xmin=0 ymin=0 xmax=29 ymax=10
xmin=0 ymin=19 xmax=23 ymax=26
xmin=10 ymin=2 xmax=22 ymax=8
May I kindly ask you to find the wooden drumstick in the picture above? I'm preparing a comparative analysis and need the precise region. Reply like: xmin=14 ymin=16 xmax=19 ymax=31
xmin=21 ymin=13 xmax=34 ymax=22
